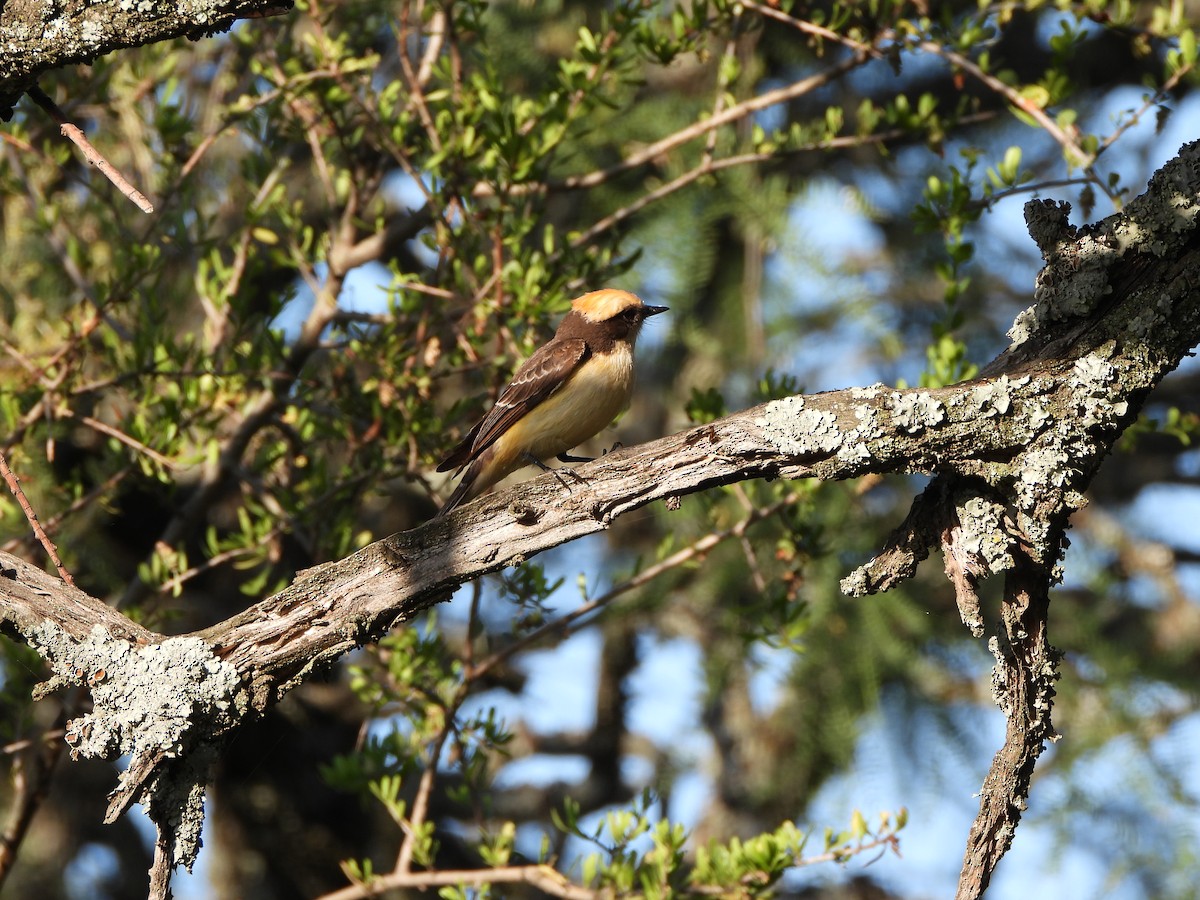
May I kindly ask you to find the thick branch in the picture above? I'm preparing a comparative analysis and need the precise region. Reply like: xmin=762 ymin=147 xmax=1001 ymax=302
xmin=0 ymin=1 xmax=292 ymax=118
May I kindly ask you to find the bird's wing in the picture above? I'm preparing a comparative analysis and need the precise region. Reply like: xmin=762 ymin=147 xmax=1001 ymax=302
xmin=437 ymin=338 xmax=589 ymax=473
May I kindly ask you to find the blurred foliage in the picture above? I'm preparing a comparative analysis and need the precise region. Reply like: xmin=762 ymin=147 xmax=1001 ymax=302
xmin=2 ymin=0 xmax=1200 ymax=898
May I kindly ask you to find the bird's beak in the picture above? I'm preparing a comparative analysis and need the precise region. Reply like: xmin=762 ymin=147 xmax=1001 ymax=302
xmin=642 ymin=305 xmax=668 ymax=317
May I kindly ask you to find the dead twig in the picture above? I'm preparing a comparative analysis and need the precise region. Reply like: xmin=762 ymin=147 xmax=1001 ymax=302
xmin=26 ymin=86 xmax=155 ymax=214
xmin=0 ymin=451 xmax=74 ymax=586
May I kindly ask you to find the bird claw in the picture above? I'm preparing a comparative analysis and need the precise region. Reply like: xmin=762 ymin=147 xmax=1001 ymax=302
xmin=556 ymin=451 xmax=594 ymax=463
xmin=526 ymin=452 xmax=588 ymax=492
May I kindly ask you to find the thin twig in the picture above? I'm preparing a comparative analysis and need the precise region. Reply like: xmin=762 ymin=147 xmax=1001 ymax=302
xmin=741 ymin=0 xmax=884 ymax=58
xmin=318 ymin=863 xmax=600 ymax=900
xmin=0 ymin=452 xmax=74 ymax=586
xmin=394 ymin=725 xmax=451 ymax=874
xmin=568 ymin=118 xmax=966 ymax=248
xmin=415 ymin=9 xmax=447 ymax=87
xmin=154 ymin=543 xmax=262 ymax=596
xmin=397 ymin=2 xmax=445 ymax=154
xmin=26 ymin=86 xmax=155 ymax=214
xmin=1 ymin=731 xmax=66 ymax=756
xmin=742 ymin=1 xmax=1118 ymax=203
xmin=148 ymin=836 xmax=172 ymax=900
xmin=917 ymin=42 xmax=1095 ymax=172
xmin=1 ymin=466 xmax=130 ymax=556
xmin=971 ymin=176 xmax=1096 ymax=211
xmin=76 ymin=416 xmax=178 ymax=471
xmin=704 ymin=30 xmax=741 ymax=166
xmin=1094 ymin=60 xmax=1195 ymax=161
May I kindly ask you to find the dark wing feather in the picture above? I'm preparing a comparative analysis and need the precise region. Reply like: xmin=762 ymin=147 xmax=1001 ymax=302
xmin=436 ymin=338 xmax=589 ymax=473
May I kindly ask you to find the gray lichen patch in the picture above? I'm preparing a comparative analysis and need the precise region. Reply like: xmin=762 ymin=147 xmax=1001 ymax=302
xmin=1005 ymin=350 xmax=1130 ymax=556
xmin=1026 ymin=401 xmax=1052 ymax=432
xmin=837 ymin=437 xmax=872 ymax=464
xmin=839 ymin=567 xmax=871 ymax=597
xmin=1015 ymin=447 xmax=1073 ymax=508
xmin=887 ymin=391 xmax=945 ymax=434
xmin=836 ymin=403 xmax=882 ymax=464
xmin=755 ymin=396 xmax=843 ymax=456
xmin=966 ymin=374 xmax=1028 ymax=418
xmin=1069 ymin=350 xmax=1129 ymax=428
xmin=1129 ymin=139 xmax=1200 ymax=239
xmin=28 ymin=623 xmax=243 ymax=762
xmin=851 ymin=384 xmax=886 ymax=400
xmin=953 ymin=496 xmax=1015 ymax=575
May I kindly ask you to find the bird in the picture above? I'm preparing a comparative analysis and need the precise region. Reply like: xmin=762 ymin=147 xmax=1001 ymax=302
xmin=434 ymin=289 xmax=667 ymax=516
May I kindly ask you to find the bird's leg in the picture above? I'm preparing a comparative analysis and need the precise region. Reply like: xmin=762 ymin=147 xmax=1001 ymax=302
xmin=603 ymin=441 xmax=623 ymax=455
xmin=523 ymin=453 xmax=555 ymax=473
xmin=523 ymin=453 xmax=587 ymax=490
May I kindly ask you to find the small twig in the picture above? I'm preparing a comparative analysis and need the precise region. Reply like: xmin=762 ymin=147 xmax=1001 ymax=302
xmin=397 ymin=2 xmax=445 ymax=154
xmin=26 ymin=86 xmax=155 ymax=214
xmin=0 ymin=451 xmax=74 ymax=586
xmin=1 ymin=731 xmax=66 ymax=756
xmin=148 ymin=835 xmax=172 ymax=900
xmin=154 ymin=543 xmax=264 ymax=596
xmin=394 ymin=725 xmax=452 ymax=874
xmin=77 ymin=415 xmax=178 ymax=471
xmin=463 ymin=576 xmax=483 ymax=669
xmin=318 ymin=863 xmax=600 ymax=900
xmin=731 ymin=485 xmax=768 ymax=592
xmin=789 ymin=833 xmax=902 ymax=870
xmin=561 ymin=101 xmax=989 ymax=252
xmin=415 ymin=10 xmax=447 ymax=87
xmin=1 ymin=466 xmax=130 ymax=556
xmin=972 ymin=176 xmax=1096 ymax=211
xmin=917 ymin=42 xmax=1096 ymax=173
xmin=704 ymin=35 xmax=740 ymax=166
xmin=177 ymin=67 xmax=342 ymax=180
xmin=1094 ymin=60 xmax=1195 ymax=161
xmin=741 ymin=0 xmax=885 ymax=59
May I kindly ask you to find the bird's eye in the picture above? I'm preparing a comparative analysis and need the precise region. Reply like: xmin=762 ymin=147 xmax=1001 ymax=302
xmin=621 ymin=308 xmax=640 ymax=320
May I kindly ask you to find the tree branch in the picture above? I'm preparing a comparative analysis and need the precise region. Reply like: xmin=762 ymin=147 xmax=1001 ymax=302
xmin=0 ymin=1 xmax=293 ymax=118
xmin=956 ymin=554 xmax=1059 ymax=900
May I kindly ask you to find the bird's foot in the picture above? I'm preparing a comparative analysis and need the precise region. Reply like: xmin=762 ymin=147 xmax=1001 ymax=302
xmin=556 ymin=451 xmax=593 ymax=463
xmin=528 ymin=452 xmax=587 ymax=491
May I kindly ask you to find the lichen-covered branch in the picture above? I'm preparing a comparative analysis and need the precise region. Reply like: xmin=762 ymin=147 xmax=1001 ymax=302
xmin=956 ymin=556 xmax=1060 ymax=900
xmin=2 ymin=141 xmax=1200 ymax=899
xmin=0 ymin=0 xmax=292 ymax=118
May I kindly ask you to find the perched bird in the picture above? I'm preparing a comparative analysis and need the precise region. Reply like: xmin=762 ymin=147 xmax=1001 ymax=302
xmin=435 ymin=289 xmax=667 ymax=516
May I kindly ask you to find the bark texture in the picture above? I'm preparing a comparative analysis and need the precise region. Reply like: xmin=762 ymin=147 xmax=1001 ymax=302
xmin=0 ymin=0 xmax=291 ymax=118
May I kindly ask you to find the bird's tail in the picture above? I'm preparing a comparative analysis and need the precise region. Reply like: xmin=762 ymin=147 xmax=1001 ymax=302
xmin=434 ymin=465 xmax=479 ymax=518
